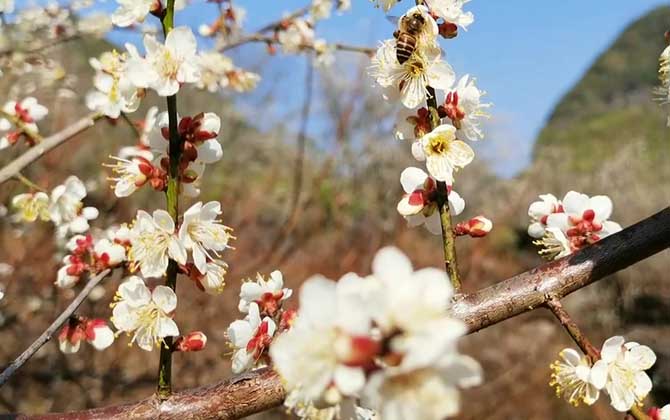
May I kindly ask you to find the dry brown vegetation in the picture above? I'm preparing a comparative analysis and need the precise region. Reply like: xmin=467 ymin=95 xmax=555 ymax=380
xmin=0 ymin=16 xmax=669 ymax=420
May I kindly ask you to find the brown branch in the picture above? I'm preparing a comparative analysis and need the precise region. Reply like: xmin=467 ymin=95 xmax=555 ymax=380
xmin=220 ymin=33 xmax=375 ymax=55
xmin=0 ymin=33 xmax=82 ymax=58
xmin=0 ymin=269 xmax=112 ymax=388
xmin=0 ymin=112 xmax=101 ymax=187
xmin=11 ymin=207 xmax=670 ymax=419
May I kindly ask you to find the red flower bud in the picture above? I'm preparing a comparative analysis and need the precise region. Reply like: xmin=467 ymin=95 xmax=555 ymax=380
xmin=174 ymin=331 xmax=208 ymax=352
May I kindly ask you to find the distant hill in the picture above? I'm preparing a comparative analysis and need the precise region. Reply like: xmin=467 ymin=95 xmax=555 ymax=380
xmin=533 ymin=6 xmax=670 ymax=171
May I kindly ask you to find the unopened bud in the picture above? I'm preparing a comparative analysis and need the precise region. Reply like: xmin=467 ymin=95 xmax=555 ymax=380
xmin=454 ymin=215 xmax=493 ymax=238
xmin=648 ymin=407 xmax=661 ymax=420
xmin=439 ymin=22 xmax=458 ymax=39
xmin=174 ymin=331 xmax=207 ymax=352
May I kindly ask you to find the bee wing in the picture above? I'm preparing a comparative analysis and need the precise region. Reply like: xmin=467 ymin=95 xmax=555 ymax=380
xmin=385 ymin=15 xmax=401 ymax=26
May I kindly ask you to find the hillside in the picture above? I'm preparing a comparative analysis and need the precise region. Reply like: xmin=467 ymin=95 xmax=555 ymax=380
xmin=533 ymin=5 xmax=670 ymax=171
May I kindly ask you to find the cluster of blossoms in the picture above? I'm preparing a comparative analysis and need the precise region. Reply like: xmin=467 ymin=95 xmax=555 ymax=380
xmin=0 ymin=97 xmax=48 ymax=149
xmin=527 ymin=191 xmax=622 ymax=260
xmin=550 ymin=336 xmax=656 ymax=412
xmin=56 ymin=227 xmax=129 ymax=288
xmin=106 ymin=108 xmax=223 ymax=198
xmin=226 ymin=270 xmax=294 ymax=374
xmin=367 ymin=4 xmax=492 ymax=238
xmin=12 ymin=176 xmax=99 ymax=238
xmin=126 ymin=201 xmax=232 ymax=281
xmin=270 ymin=247 xmax=481 ymax=420
xmin=85 ymin=50 xmax=143 ymax=119
xmin=110 ymin=276 xmax=209 ymax=352
xmin=268 ymin=0 xmax=351 ymax=67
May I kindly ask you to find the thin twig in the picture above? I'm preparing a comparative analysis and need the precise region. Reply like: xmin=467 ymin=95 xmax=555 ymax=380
xmin=0 ymin=33 xmax=81 ymax=58
xmin=120 ymin=112 xmax=141 ymax=139
xmin=0 ymin=269 xmax=112 ymax=388
xmin=220 ymin=33 xmax=375 ymax=55
xmin=12 ymin=207 xmax=670 ymax=419
xmin=13 ymin=172 xmax=46 ymax=192
xmin=255 ymin=5 xmax=310 ymax=33
xmin=0 ymin=112 xmax=102 ymax=187
xmin=545 ymin=297 xmax=600 ymax=360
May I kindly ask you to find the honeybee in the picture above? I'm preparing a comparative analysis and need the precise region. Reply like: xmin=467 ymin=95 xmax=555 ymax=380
xmin=393 ymin=10 xmax=428 ymax=64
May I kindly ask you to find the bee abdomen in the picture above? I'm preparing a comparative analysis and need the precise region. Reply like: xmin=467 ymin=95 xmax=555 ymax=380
xmin=396 ymin=34 xmax=416 ymax=64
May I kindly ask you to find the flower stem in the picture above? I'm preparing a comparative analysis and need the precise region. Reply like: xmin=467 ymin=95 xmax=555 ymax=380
xmin=545 ymin=297 xmax=600 ymax=360
xmin=14 ymin=172 xmax=46 ymax=192
xmin=426 ymin=85 xmax=461 ymax=290
xmin=157 ymin=0 xmax=180 ymax=400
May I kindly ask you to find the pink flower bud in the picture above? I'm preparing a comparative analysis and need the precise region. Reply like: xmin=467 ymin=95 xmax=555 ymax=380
xmin=455 ymin=215 xmax=493 ymax=238
xmin=174 ymin=331 xmax=208 ymax=352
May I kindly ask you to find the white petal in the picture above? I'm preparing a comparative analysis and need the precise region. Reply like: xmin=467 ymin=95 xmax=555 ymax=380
xmin=152 ymin=285 xmax=177 ymax=313
xmin=400 ymin=167 xmax=428 ymax=193
xmin=333 ymin=365 xmax=366 ymax=395
xmin=156 ymin=317 xmax=179 ymax=338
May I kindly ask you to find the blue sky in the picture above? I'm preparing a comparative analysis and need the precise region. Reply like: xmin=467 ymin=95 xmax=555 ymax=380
xmin=72 ymin=0 xmax=670 ymax=176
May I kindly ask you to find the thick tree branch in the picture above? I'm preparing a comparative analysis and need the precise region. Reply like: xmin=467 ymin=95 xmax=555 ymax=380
xmin=0 ymin=113 xmax=101 ymax=187
xmin=12 ymin=207 xmax=670 ymax=419
xmin=0 ymin=269 xmax=112 ymax=388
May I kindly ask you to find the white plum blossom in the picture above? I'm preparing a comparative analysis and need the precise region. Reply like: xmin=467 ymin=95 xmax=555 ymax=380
xmin=360 ymin=247 xmax=482 ymax=420
xmin=270 ymin=273 xmax=376 ymax=405
xmin=549 ymin=348 xmax=608 ymax=406
xmin=238 ymin=270 xmax=293 ymax=315
xmin=529 ymin=191 xmax=623 ymax=259
xmin=12 ymin=192 xmax=50 ymax=223
xmin=0 ymin=97 xmax=49 ymax=149
xmin=112 ymin=0 xmax=155 ymax=27
xmin=397 ymin=167 xmax=464 ymax=235
xmin=534 ymin=227 xmax=572 ymax=260
xmin=56 ymin=255 xmax=83 ymax=288
xmin=412 ymin=124 xmax=474 ymax=184
xmin=277 ymin=19 xmax=315 ymax=54
xmin=126 ymin=26 xmax=200 ymax=96
xmin=527 ymin=193 xmax=561 ymax=238
xmin=86 ymin=71 xmax=141 ymax=118
xmin=426 ymin=0 xmax=474 ymax=30
xmin=178 ymin=201 xmax=232 ymax=274
xmin=311 ymin=0 xmax=333 ymax=21
xmin=227 ymin=302 xmax=277 ymax=373
xmin=599 ymin=336 xmax=656 ymax=412
xmin=370 ymin=40 xmax=455 ymax=109
xmin=546 ymin=191 xmax=622 ymax=240
xmin=111 ymin=276 xmax=180 ymax=351
xmin=93 ymin=238 xmax=127 ymax=267
xmin=85 ymin=50 xmax=143 ymax=119
xmin=271 ymin=247 xmax=480 ymax=417
xmin=197 ymin=52 xmax=260 ymax=93
xmin=369 ymin=0 xmax=399 ymax=12
xmin=59 ymin=318 xmax=115 ymax=353
xmin=193 ymin=259 xmax=228 ymax=294
xmin=106 ymin=155 xmax=154 ymax=198
xmin=112 ymin=0 xmax=186 ymax=28
xmin=197 ymin=52 xmax=235 ymax=92
xmin=49 ymin=176 xmax=99 ymax=237
xmin=128 ymin=210 xmax=187 ymax=278
xmin=441 ymin=75 xmax=491 ymax=141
